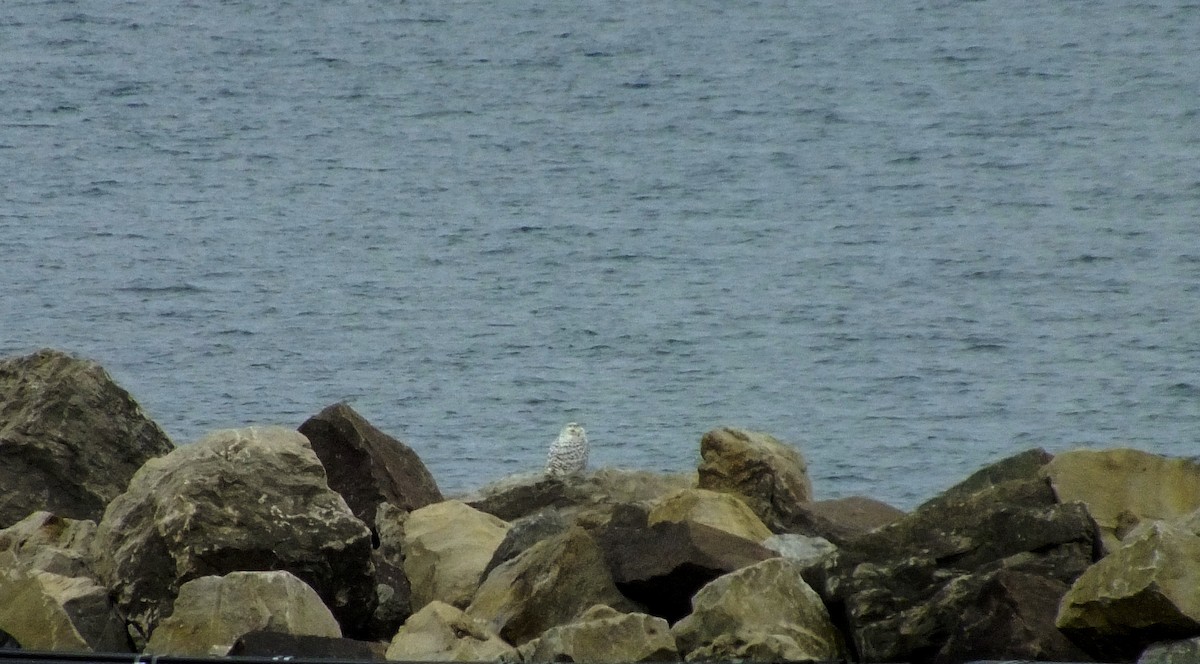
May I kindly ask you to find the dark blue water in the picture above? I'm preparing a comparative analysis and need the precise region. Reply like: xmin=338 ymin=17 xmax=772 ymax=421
xmin=3 ymin=0 xmax=1199 ymax=508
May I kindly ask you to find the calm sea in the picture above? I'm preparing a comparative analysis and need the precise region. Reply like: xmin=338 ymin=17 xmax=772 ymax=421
xmin=3 ymin=0 xmax=1198 ymax=508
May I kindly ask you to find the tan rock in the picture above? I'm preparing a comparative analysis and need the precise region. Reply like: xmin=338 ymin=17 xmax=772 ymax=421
xmin=672 ymin=557 xmax=844 ymax=662
xmin=525 ymin=604 xmax=677 ymax=663
xmin=145 ymin=571 xmax=341 ymax=656
xmin=0 ymin=552 xmax=127 ymax=652
xmin=1057 ymin=521 xmax=1200 ymax=659
xmin=696 ymin=428 xmax=813 ymax=532
xmin=403 ymin=500 xmax=509 ymax=610
xmin=467 ymin=527 xmax=634 ymax=646
xmin=1042 ymin=448 xmax=1200 ymax=552
xmin=385 ymin=600 xmax=515 ymax=662
xmin=648 ymin=488 xmax=772 ymax=542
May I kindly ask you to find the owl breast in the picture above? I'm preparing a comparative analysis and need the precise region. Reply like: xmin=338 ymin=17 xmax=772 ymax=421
xmin=545 ymin=423 xmax=588 ymax=476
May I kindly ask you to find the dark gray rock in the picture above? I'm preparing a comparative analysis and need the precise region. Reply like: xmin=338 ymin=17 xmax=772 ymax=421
xmin=483 ymin=508 xmax=570 ymax=579
xmin=813 ymin=450 xmax=1099 ymax=663
xmin=594 ymin=503 xmax=775 ymax=624
xmin=0 ymin=349 xmax=174 ymax=528
xmin=298 ymin=403 xmax=442 ymax=522
xmin=780 ymin=495 xmax=906 ymax=545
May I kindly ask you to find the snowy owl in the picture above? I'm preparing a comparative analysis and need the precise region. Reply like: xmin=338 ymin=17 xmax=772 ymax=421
xmin=545 ymin=422 xmax=588 ymax=477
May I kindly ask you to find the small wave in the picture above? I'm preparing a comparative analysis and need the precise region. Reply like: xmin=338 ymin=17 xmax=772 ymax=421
xmin=116 ymin=283 xmax=206 ymax=294
xmin=1067 ymin=254 xmax=1113 ymax=264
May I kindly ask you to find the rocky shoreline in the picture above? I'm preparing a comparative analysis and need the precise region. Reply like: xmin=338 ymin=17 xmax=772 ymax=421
xmin=1 ymin=348 xmax=1199 ymax=664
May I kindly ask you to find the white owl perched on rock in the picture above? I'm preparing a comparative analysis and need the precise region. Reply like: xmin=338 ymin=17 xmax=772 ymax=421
xmin=545 ymin=422 xmax=588 ymax=477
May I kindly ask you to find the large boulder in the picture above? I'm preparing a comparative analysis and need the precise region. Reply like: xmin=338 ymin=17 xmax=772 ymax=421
xmin=524 ymin=604 xmax=678 ymax=663
xmin=814 ymin=450 xmax=1099 ymax=663
xmin=385 ymin=600 xmax=515 ymax=662
xmin=298 ymin=403 xmax=442 ymax=522
xmin=1057 ymin=521 xmax=1200 ymax=660
xmin=0 ymin=349 xmax=174 ymax=528
xmin=467 ymin=527 xmax=635 ymax=646
xmin=1043 ymin=448 xmax=1200 ymax=552
xmin=0 ymin=511 xmax=98 ymax=579
xmin=594 ymin=503 xmax=774 ymax=624
xmin=402 ymin=500 xmax=509 ymax=610
xmin=91 ymin=426 xmax=375 ymax=645
xmin=647 ymin=488 xmax=772 ymax=542
xmin=696 ymin=427 xmax=813 ymax=532
xmin=465 ymin=467 xmax=693 ymax=525
xmin=0 ymin=551 xmax=129 ymax=652
xmin=917 ymin=569 xmax=1093 ymax=663
xmin=144 ymin=571 xmax=342 ymax=656
xmin=672 ymin=557 xmax=845 ymax=662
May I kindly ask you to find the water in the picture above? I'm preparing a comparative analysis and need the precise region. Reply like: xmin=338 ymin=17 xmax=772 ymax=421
xmin=3 ymin=0 xmax=1198 ymax=509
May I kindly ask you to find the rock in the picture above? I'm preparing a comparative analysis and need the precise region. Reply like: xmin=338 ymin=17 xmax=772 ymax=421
xmin=230 ymin=631 xmax=386 ymax=660
xmin=762 ymin=533 xmax=836 ymax=568
xmin=467 ymin=527 xmax=635 ymax=646
xmin=671 ymin=557 xmax=844 ymax=662
xmin=525 ymin=604 xmax=678 ymax=663
xmin=594 ymin=503 xmax=774 ymax=624
xmin=92 ymin=426 xmax=375 ymax=645
xmin=465 ymin=467 xmax=693 ymax=525
xmin=926 ymin=570 xmax=1093 ymax=663
xmin=482 ymin=508 xmax=570 ymax=579
xmin=696 ymin=427 xmax=813 ymax=532
xmin=370 ymin=503 xmax=413 ymax=638
xmin=298 ymin=403 xmax=442 ymax=523
xmin=782 ymin=496 xmax=906 ymax=545
xmin=0 ymin=349 xmax=174 ymax=528
xmin=814 ymin=450 xmax=1099 ymax=663
xmin=368 ymin=552 xmax=412 ymax=641
xmin=1043 ymin=448 xmax=1200 ymax=552
xmin=386 ymin=600 xmax=515 ymax=662
xmin=0 ymin=511 xmax=97 ymax=579
xmin=403 ymin=500 xmax=509 ymax=610
xmin=0 ymin=551 xmax=129 ymax=652
xmin=145 ymin=571 xmax=342 ymax=656
xmin=647 ymin=488 xmax=773 ymax=542
xmin=1139 ymin=637 xmax=1200 ymax=664
xmin=925 ymin=447 xmax=1055 ymax=509
xmin=1057 ymin=521 xmax=1200 ymax=660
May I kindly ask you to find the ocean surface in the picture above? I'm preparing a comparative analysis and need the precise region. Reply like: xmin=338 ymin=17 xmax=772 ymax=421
xmin=3 ymin=0 xmax=1198 ymax=509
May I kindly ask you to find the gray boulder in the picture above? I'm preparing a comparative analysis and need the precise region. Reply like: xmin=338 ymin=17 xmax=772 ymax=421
xmin=92 ymin=426 xmax=375 ymax=645
xmin=0 ymin=349 xmax=174 ymax=528
xmin=465 ymin=467 xmax=693 ymax=525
